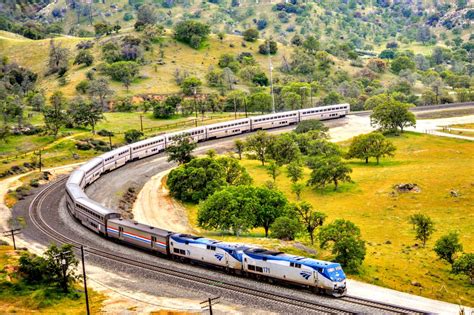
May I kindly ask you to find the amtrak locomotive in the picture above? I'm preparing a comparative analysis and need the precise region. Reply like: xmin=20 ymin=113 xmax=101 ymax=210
xmin=64 ymin=104 xmax=350 ymax=296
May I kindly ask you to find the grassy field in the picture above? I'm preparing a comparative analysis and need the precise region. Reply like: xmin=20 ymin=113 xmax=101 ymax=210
xmin=186 ymin=132 xmax=474 ymax=306
xmin=0 ymin=111 xmax=252 ymax=175
xmin=452 ymin=123 xmax=474 ymax=129
xmin=416 ymin=108 xmax=474 ymax=119
xmin=0 ymin=245 xmax=104 ymax=314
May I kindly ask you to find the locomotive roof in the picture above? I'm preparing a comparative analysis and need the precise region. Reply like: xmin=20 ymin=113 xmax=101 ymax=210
xmin=171 ymin=234 xmax=250 ymax=250
xmin=244 ymin=248 xmax=340 ymax=269
xmin=109 ymin=218 xmax=173 ymax=236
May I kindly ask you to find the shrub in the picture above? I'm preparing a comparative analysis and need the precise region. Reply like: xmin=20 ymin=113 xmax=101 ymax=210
xmin=124 ymin=129 xmax=143 ymax=143
xmin=243 ymin=28 xmax=259 ymax=42
xmin=270 ymin=216 xmax=301 ymax=240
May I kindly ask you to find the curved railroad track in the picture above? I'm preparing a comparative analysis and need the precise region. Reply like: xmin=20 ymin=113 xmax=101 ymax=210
xmin=28 ymin=176 xmax=425 ymax=314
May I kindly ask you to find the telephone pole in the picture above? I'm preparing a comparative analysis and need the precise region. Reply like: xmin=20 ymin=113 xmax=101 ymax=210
xmin=81 ymin=246 xmax=90 ymax=315
xmin=2 ymin=228 xmax=21 ymax=250
xmin=267 ymin=40 xmax=275 ymax=113
xmin=200 ymin=297 xmax=220 ymax=315
xmin=139 ymin=115 xmax=144 ymax=132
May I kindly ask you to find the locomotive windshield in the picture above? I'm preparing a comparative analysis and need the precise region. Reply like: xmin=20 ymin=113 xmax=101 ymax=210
xmin=325 ymin=265 xmax=346 ymax=282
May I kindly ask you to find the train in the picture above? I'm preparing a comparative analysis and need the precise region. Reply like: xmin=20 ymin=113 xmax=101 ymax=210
xmin=64 ymin=104 xmax=350 ymax=297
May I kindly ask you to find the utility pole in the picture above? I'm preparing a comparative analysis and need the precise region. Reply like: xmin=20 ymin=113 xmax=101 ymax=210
xmin=53 ymin=250 xmax=72 ymax=293
xmin=193 ymin=87 xmax=198 ymax=127
xmin=81 ymin=246 xmax=90 ymax=315
xmin=200 ymin=297 xmax=220 ymax=315
xmin=35 ymin=149 xmax=42 ymax=172
xmin=267 ymin=40 xmax=275 ymax=113
xmin=108 ymin=134 xmax=112 ymax=150
xmin=2 ymin=228 xmax=21 ymax=250
xmin=139 ymin=115 xmax=143 ymax=132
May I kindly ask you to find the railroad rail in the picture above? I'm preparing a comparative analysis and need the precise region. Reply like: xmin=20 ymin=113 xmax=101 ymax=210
xmin=28 ymin=177 xmax=424 ymax=314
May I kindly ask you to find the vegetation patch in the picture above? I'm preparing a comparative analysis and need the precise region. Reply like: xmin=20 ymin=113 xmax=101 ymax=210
xmin=0 ymin=245 xmax=104 ymax=314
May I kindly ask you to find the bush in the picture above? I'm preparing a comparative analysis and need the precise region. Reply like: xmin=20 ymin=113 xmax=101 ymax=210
xmin=258 ymin=40 xmax=278 ymax=55
xmin=124 ymin=129 xmax=143 ymax=143
xmin=243 ymin=28 xmax=259 ymax=42
xmin=270 ymin=216 xmax=301 ymax=240
xmin=75 ymin=80 xmax=90 ymax=94
xmin=174 ymin=20 xmax=210 ymax=49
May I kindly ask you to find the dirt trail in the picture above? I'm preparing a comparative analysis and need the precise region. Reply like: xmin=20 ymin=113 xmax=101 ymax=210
xmin=132 ymin=170 xmax=194 ymax=233
xmin=0 ymin=163 xmax=83 ymax=232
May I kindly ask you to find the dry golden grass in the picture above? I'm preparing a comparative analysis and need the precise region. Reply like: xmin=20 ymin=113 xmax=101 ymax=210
xmin=187 ymin=132 xmax=474 ymax=306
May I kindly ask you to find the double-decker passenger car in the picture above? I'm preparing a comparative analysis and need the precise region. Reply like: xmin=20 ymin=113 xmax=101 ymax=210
xmin=299 ymin=104 xmax=349 ymax=121
xmin=74 ymin=197 xmax=120 ymax=235
xmin=130 ymin=136 xmax=165 ymax=160
xmin=205 ymin=119 xmax=251 ymax=139
xmin=250 ymin=110 xmax=299 ymax=130
xmin=107 ymin=218 xmax=172 ymax=255
xmin=102 ymin=146 xmax=131 ymax=172
xmin=79 ymin=157 xmax=104 ymax=186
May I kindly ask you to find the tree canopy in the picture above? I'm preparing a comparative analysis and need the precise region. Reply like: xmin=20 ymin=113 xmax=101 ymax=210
xmin=318 ymin=219 xmax=366 ymax=272
xmin=174 ymin=20 xmax=210 ymax=49
xmin=167 ymin=157 xmax=251 ymax=203
xmin=166 ymin=134 xmax=197 ymax=164
xmin=307 ymin=155 xmax=352 ymax=190
xmin=409 ymin=213 xmax=435 ymax=247
xmin=370 ymin=100 xmax=416 ymax=134
xmin=347 ymin=132 xmax=396 ymax=164
xmin=198 ymin=185 xmax=287 ymax=236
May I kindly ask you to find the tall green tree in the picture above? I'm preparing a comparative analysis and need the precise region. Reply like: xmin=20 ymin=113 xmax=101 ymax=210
xmin=166 ymin=134 xmax=197 ymax=164
xmin=286 ymin=161 xmax=303 ymax=183
xmin=270 ymin=216 xmax=302 ymax=241
xmin=44 ymin=244 xmax=80 ymax=293
xmin=409 ymin=214 xmax=435 ymax=247
xmin=181 ymin=77 xmax=202 ymax=96
xmin=269 ymin=133 xmax=301 ymax=165
xmin=243 ymin=28 xmax=259 ymax=42
xmin=43 ymin=91 xmax=67 ymax=137
xmin=234 ymin=139 xmax=245 ymax=160
xmin=452 ymin=253 xmax=474 ymax=285
xmin=245 ymin=131 xmax=275 ymax=165
xmin=73 ymin=50 xmax=94 ymax=67
xmin=174 ymin=20 xmax=210 ymax=49
xmin=290 ymin=202 xmax=326 ymax=245
xmin=69 ymin=97 xmax=104 ymax=133
xmin=198 ymin=186 xmax=258 ymax=235
xmin=370 ymin=100 xmax=416 ymax=134
xmin=254 ymin=187 xmax=288 ymax=237
xmin=347 ymin=132 xmax=396 ymax=164
xmin=307 ymin=156 xmax=352 ymax=191
xmin=319 ymin=219 xmax=366 ymax=272
xmin=88 ymin=78 xmax=113 ymax=109
xmin=267 ymin=161 xmax=280 ymax=183
xmin=434 ymin=232 xmax=463 ymax=265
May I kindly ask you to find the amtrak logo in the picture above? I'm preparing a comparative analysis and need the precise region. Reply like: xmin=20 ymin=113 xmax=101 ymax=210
xmin=300 ymin=271 xmax=311 ymax=280
xmin=214 ymin=253 xmax=224 ymax=261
